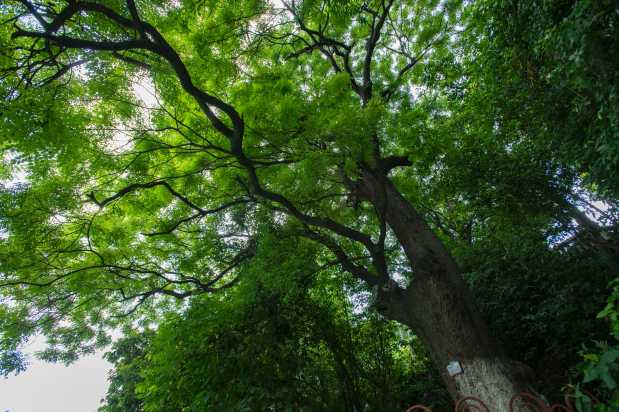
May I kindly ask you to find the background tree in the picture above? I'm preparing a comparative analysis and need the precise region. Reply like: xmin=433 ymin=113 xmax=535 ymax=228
xmin=463 ymin=0 xmax=619 ymax=198
xmin=98 ymin=329 xmax=152 ymax=412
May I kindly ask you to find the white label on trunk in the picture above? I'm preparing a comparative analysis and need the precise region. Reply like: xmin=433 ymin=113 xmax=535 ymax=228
xmin=447 ymin=360 xmax=463 ymax=377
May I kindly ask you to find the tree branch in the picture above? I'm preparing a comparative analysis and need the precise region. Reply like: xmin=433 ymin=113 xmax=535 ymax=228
xmin=88 ymin=180 xmax=203 ymax=213
xmin=361 ymin=0 xmax=394 ymax=104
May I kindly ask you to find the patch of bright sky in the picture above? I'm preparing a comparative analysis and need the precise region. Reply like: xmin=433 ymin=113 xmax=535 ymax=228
xmin=0 ymin=336 xmax=112 ymax=412
xmin=1 ymin=152 xmax=28 ymax=240
xmin=578 ymin=199 xmax=612 ymax=227
xmin=132 ymin=75 xmax=158 ymax=108
xmin=105 ymin=75 xmax=159 ymax=155
xmin=1 ymin=150 xmax=29 ymax=190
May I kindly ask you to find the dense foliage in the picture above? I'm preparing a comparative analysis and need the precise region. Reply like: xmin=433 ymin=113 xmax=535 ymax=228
xmin=574 ymin=280 xmax=619 ymax=412
xmin=98 ymin=241 xmax=449 ymax=411
xmin=0 ymin=0 xmax=618 ymax=410
xmin=465 ymin=0 xmax=619 ymax=197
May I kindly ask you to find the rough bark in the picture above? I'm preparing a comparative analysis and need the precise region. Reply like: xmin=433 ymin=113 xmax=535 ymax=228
xmin=358 ymin=168 xmax=532 ymax=411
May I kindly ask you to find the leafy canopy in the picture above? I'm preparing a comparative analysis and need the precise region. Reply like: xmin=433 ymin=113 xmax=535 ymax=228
xmin=0 ymin=0 xmax=459 ymax=372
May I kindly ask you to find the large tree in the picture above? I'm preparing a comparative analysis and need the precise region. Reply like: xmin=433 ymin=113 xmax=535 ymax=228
xmin=1 ymin=0 xmax=536 ymax=407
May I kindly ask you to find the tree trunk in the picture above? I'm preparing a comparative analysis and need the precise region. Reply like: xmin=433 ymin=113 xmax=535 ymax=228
xmin=359 ymin=169 xmax=532 ymax=411
xmin=377 ymin=275 xmax=529 ymax=411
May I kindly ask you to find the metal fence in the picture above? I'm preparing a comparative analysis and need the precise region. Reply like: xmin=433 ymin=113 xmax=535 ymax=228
xmin=406 ymin=390 xmax=600 ymax=412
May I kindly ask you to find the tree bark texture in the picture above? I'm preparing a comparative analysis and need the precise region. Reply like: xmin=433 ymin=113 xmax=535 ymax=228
xmin=358 ymin=169 xmax=531 ymax=411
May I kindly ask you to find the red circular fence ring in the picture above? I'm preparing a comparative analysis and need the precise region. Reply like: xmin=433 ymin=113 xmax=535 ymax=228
xmin=454 ymin=396 xmax=491 ymax=412
xmin=509 ymin=391 xmax=551 ymax=412
xmin=406 ymin=405 xmax=433 ymax=412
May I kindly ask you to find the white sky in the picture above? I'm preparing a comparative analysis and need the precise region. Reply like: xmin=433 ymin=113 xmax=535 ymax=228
xmin=0 ymin=338 xmax=111 ymax=412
